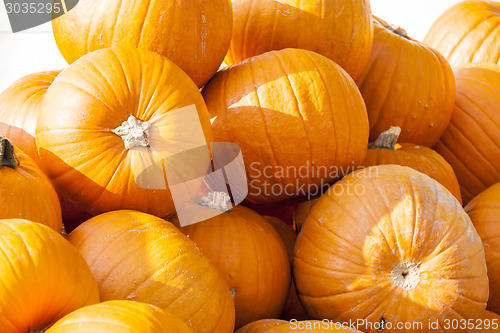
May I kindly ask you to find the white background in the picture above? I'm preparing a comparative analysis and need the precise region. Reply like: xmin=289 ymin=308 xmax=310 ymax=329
xmin=0 ymin=0 xmax=463 ymax=92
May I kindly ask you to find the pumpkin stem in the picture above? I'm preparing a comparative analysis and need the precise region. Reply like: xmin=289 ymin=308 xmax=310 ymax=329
xmin=386 ymin=24 xmax=409 ymax=39
xmin=29 ymin=326 xmax=49 ymax=333
xmin=368 ymin=126 xmax=401 ymax=150
xmin=112 ymin=115 xmax=151 ymax=149
xmin=0 ymin=136 xmax=19 ymax=169
xmin=199 ymin=191 xmax=231 ymax=212
xmin=391 ymin=262 xmax=421 ymax=290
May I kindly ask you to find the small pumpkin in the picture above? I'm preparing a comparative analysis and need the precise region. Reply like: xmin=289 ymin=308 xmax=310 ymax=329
xmin=356 ymin=16 xmax=456 ymax=147
xmin=362 ymin=126 xmax=462 ymax=203
xmin=0 ymin=70 xmax=92 ymax=227
xmin=51 ymin=0 xmax=232 ymax=87
xmin=424 ymin=0 xmax=500 ymax=68
xmin=226 ymin=0 xmax=373 ymax=80
xmin=433 ymin=64 xmax=500 ymax=204
xmin=0 ymin=219 xmax=99 ymax=332
xmin=172 ymin=202 xmax=290 ymax=329
xmin=0 ymin=136 xmax=62 ymax=232
xmin=36 ymin=47 xmax=213 ymax=217
xmin=68 ymin=210 xmax=234 ymax=333
xmin=45 ymin=300 xmax=193 ymax=333
xmin=235 ymin=319 xmax=288 ymax=333
xmin=264 ymin=216 xmax=309 ymax=321
xmin=294 ymin=165 xmax=488 ymax=332
xmin=203 ymin=48 xmax=369 ymax=207
xmin=465 ymin=182 xmax=500 ymax=314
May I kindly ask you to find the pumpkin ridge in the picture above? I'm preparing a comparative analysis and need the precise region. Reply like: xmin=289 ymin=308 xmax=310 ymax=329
xmin=469 ymin=18 xmax=500 ymax=63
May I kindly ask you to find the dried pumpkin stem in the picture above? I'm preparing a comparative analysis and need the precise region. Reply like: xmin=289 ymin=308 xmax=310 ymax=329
xmin=386 ymin=24 xmax=409 ymax=39
xmin=0 ymin=136 xmax=19 ymax=169
xmin=368 ymin=126 xmax=401 ymax=150
xmin=199 ymin=191 xmax=231 ymax=212
xmin=391 ymin=261 xmax=421 ymax=290
xmin=112 ymin=115 xmax=151 ymax=149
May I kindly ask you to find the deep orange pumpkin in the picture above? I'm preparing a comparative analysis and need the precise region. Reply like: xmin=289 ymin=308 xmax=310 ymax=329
xmin=424 ymin=1 xmax=500 ymax=68
xmin=172 ymin=205 xmax=290 ymax=329
xmin=45 ymin=300 xmax=193 ymax=333
xmin=52 ymin=0 xmax=232 ymax=87
xmin=36 ymin=47 xmax=213 ymax=217
xmin=203 ymin=48 xmax=369 ymax=207
xmin=362 ymin=126 xmax=462 ymax=203
xmin=0 ymin=219 xmax=99 ymax=332
xmin=0 ymin=137 xmax=62 ymax=232
xmin=68 ymin=210 xmax=234 ymax=333
xmin=465 ymin=182 xmax=500 ymax=314
xmin=433 ymin=64 xmax=500 ymax=204
xmin=226 ymin=0 xmax=373 ymax=80
xmin=0 ymin=70 xmax=92 ymax=229
xmin=294 ymin=165 xmax=488 ymax=332
xmin=356 ymin=16 xmax=456 ymax=147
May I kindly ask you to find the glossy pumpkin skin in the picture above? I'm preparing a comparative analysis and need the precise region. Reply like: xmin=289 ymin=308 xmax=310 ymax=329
xmin=52 ymin=0 xmax=232 ymax=87
xmin=45 ymin=300 xmax=193 ymax=333
xmin=264 ymin=216 xmax=309 ymax=321
xmin=433 ymin=64 xmax=500 ymax=204
xmin=0 ymin=70 xmax=60 ymax=165
xmin=235 ymin=319 xmax=288 ymax=333
xmin=424 ymin=1 xmax=500 ymax=68
xmin=0 ymin=219 xmax=99 ymax=333
xmin=36 ymin=47 xmax=213 ymax=217
xmin=172 ymin=205 xmax=290 ymax=329
xmin=204 ymin=48 xmax=369 ymax=207
xmin=226 ymin=0 xmax=373 ymax=80
xmin=0 ymin=70 xmax=92 ymax=229
xmin=356 ymin=17 xmax=456 ymax=147
xmin=362 ymin=127 xmax=462 ymax=204
xmin=294 ymin=165 xmax=488 ymax=332
xmin=68 ymin=210 xmax=234 ymax=333
xmin=0 ymin=138 xmax=62 ymax=232
xmin=465 ymin=183 xmax=500 ymax=314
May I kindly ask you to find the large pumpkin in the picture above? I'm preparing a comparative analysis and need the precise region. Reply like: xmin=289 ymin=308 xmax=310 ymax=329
xmin=36 ymin=47 xmax=213 ymax=217
xmin=424 ymin=1 xmax=500 ymax=68
xmin=0 ymin=219 xmax=99 ymax=332
xmin=356 ymin=16 xmax=455 ymax=146
xmin=294 ymin=165 xmax=488 ymax=332
xmin=45 ymin=300 xmax=193 ymax=333
xmin=203 ymin=48 xmax=369 ymax=207
xmin=68 ymin=210 xmax=234 ymax=333
xmin=465 ymin=183 xmax=500 ymax=314
xmin=433 ymin=64 xmax=500 ymax=204
xmin=0 ymin=70 xmax=92 ymax=228
xmin=226 ymin=0 xmax=373 ymax=80
xmin=362 ymin=126 xmax=462 ymax=203
xmin=52 ymin=0 xmax=232 ymax=87
xmin=0 ymin=136 xmax=62 ymax=232
xmin=172 ymin=204 xmax=290 ymax=329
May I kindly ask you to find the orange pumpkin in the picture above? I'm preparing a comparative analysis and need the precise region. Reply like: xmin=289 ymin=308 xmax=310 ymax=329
xmin=264 ymin=216 xmax=309 ymax=321
xmin=0 ymin=70 xmax=92 ymax=227
xmin=362 ymin=126 xmax=462 ymax=203
xmin=235 ymin=319 xmax=288 ymax=333
xmin=0 ymin=219 xmax=99 ymax=332
xmin=172 ymin=205 xmax=290 ymax=329
xmin=226 ymin=0 xmax=373 ymax=80
xmin=45 ymin=300 xmax=193 ymax=333
xmin=294 ymin=165 xmax=488 ymax=332
xmin=36 ymin=47 xmax=213 ymax=217
xmin=433 ymin=64 xmax=500 ymax=204
xmin=465 ymin=182 xmax=500 ymax=314
xmin=68 ymin=210 xmax=234 ymax=333
xmin=356 ymin=16 xmax=455 ymax=146
xmin=0 ymin=136 xmax=62 ymax=232
xmin=52 ymin=0 xmax=232 ymax=87
xmin=203 ymin=48 xmax=369 ymax=207
xmin=424 ymin=1 xmax=500 ymax=68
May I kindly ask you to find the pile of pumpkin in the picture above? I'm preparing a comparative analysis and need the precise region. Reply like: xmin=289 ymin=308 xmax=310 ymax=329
xmin=1 ymin=0 xmax=500 ymax=332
